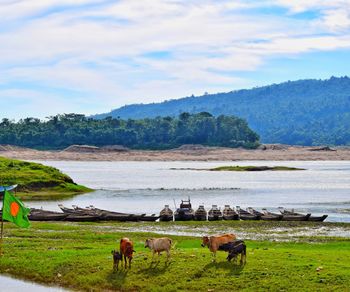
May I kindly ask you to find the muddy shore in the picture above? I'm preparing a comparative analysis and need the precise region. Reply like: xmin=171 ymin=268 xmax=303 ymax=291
xmin=1 ymin=145 xmax=350 ymax=161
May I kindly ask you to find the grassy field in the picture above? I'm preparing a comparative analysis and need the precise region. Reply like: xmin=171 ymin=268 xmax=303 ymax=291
xmin=0 ymin=156 xmax=91 ymax=200
xmin=0 ymin=221 xmax=349 ymax=291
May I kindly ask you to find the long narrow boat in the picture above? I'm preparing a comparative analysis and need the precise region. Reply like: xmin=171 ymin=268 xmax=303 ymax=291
xmin=308 ymin=215 xmax=328 ymax=222
xmin=208 ymin=205 xmax=223 ymax=221
xmin=237 ymin=206 xmax=260 ymax=220
xmin=247 ymin=207 xmax=282 ymax=221
xmin=222 ymin=205 xmax=239 ymax=220
xmin=194 ymin=205 xmax=207 ymax=221
xmin=64 ymin=214 xmax=101 ymax=222
xmin=28 ymin=208 xmax=68 ymax=221
xmin=174 ymin=199 xmax=195 ymax=221
xmin=58 ymin=204 xmax=78 ymax=214
xmin=278 ymin=208 xmax=311 ymax=221
xmin=139 ymin=214 xmax=160 ymax=222
xmin=159 ymin=205 xmax=173 ymax=221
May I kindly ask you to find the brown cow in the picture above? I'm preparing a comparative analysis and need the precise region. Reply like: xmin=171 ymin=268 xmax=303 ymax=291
xmin=201 ymin=233 xmax=236 ymax=261
xmin=120 ymin=238 xmax=135 ymax=269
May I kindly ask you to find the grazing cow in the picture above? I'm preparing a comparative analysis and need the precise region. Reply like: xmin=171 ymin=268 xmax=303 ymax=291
xmin=201 ymin=233 xmax=236 ymax=261
xmin=111 ymin=250 xmax=122 ymax=271
xmin=217 ymin=240 xmax=246 ymax=264
xmin=226 ymin=241 xmax=246 ymax=264
xmin=120 ymin=238 xmax=135 ymax=269
xmin=145 ymin=237 xmax=172 ymax=262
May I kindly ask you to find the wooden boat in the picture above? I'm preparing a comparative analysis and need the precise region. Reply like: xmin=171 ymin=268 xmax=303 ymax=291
xmin=208 ymin=205 xmax=223 ymax=221
xmin=139 ymin=214 xmax=160 ymax=222
xmin=278 ymin=208 xmax=311 ymax=221
xmin=222 ymin=205 xmax=239 ymax=220
xmin=236 ymin=206 xmax=260 ymax=220
xmin=308 ymin=215 xmax=328 ymax=222
xmin=194 ymin=205 xmax=207 ymax=221
xmin=247 ymin=207 xmax=282 ymax=221
xmin=159 ymin=205 xmax=173 ymax=221
xmin=58 ymin=204 xmax=78 ymax=214
xmin=174 ymin=199 xmax=195 ymax=221
xmin=64 ymin=214 xmax=100 ymax=222
xmin=28 ymin=208 xmax=68 ymax=221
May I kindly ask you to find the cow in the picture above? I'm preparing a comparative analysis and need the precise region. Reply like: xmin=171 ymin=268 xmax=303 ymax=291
xmin=111 ymin=250 xmax=122 ymax=271
xmin=120 ymin=238 xmax=135 ymax=269
xmin=201 ymin=233 xmax=236 ymax=261
xmin=217 ymin=240 xmax=246 ymax=264
xmin=226 ymin=241 xmax=246 ymax=264
xmin=145 ymin=237 xmax=172 ymax=262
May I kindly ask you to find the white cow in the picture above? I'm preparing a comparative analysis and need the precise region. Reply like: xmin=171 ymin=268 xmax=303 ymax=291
xmin=145 ymin=237 xmax=172 ymax=262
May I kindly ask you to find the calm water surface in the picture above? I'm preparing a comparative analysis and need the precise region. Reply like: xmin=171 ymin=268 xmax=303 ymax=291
xmin=27 ymin=160 xmax=350 ymax=222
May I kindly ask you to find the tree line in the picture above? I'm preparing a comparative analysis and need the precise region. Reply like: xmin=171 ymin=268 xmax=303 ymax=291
xmin=0 ymin=112 xmax=260 ymax=150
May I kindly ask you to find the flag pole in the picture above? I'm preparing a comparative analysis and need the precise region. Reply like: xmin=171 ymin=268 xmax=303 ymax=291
xmin=0 ymin=190 xmax=4 ymax=256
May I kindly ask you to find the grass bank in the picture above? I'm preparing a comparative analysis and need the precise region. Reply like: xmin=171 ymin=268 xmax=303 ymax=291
xmin=0 ymin=157 xmax=91 ymax=200
xmin=0 ymin=221 xmax=349 ymax=291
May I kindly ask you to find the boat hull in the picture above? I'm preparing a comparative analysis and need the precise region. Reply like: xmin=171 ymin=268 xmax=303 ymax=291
xmin=281 ymin=214 xmax=311 ymax=221
xmin=159 ymin=215 xmax=173 ymax=222
xmin=223 ymin=214 xmax=239 ymax=220
xmin=308 ymin=215 xmax=328 ymax=222
xmin=208 ymin=215 xmax=223 ymax=221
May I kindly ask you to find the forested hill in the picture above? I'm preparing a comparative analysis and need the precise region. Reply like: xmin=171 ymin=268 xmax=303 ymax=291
xmin=0 ymin=113 xmax=259 ymax=150
xmin=94 ymin=77 xmax=350 ymax=146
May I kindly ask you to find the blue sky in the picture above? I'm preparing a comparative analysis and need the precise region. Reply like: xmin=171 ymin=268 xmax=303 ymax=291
xmin=0 ymin=0 xmax=350 ymax=119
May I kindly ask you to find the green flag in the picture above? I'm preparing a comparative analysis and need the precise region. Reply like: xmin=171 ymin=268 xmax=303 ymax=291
xmin=2 ymin=190 xmax=30 ymax=228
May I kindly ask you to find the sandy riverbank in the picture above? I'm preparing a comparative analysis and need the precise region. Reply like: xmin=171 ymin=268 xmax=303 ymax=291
xmin=1 ymin=144 xmax=350 ymax=161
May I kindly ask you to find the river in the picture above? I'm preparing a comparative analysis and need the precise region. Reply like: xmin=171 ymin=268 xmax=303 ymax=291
xmin=26 ymin=160 xmax=350 ymax=222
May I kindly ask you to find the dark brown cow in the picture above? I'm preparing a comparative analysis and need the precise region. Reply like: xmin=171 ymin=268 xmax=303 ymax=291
xmin=120 ymin=238 xmax=135 ymax=269
xmin=111 ymin=250 xmax=122 ymax=271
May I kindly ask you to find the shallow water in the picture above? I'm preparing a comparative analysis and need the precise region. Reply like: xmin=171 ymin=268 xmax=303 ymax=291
xmin=0 ymin=275 xmax=66 ymax=291
xmin=28 ymin=160 xmax=350 ymax=222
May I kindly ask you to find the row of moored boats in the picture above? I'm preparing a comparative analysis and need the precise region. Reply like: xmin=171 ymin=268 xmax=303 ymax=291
xmin=27 ymin=205 xmax=160 ymax=222
xmin=14 ymin=201 xmax=327 ymax=222
xmin=159 ymin=199 xmax=328 ymax=222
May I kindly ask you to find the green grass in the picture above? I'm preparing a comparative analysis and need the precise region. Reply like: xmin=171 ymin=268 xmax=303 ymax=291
xmin=0 ymin=156 xmax=92 ymax=200
xmin=210 ymin=165 xmax=305 ymax=171
xmin=0 ymin=221 xmax=349 ymax=291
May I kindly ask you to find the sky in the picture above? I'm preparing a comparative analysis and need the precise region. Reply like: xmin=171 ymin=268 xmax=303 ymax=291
xmin=1 ymin=0 xmax=350 ymax=119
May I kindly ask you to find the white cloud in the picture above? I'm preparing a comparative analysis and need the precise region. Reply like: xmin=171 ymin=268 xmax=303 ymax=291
xmin=0 ymin=0 xmax=349 ymax=118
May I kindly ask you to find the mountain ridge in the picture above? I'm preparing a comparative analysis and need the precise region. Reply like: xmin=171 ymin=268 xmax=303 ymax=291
xmin=93 ymin=76 xmax=350 ymax=146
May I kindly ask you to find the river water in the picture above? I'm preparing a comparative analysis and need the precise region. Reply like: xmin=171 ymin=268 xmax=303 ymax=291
xmin=0 ymin=275 xmax=66 ymax=291
xmin=27 ymin=160 xmax=350 ymax=222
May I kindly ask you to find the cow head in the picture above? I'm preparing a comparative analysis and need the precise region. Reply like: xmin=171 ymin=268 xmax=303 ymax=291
xmin=145 ymin=238 xmax=152 ymax=248
xmin=201 ymin=236 xmax=209 ymax=247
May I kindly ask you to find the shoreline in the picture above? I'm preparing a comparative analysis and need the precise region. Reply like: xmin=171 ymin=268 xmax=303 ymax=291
xmin=1 ymin=145 xmax=350 ymax=161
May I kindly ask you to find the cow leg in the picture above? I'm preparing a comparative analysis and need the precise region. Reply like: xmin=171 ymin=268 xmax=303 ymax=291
xmin=166 ymin=250 xmax=170 ymax=262
xmin=152 ymin=250 xmax=156 ymax=262
xmin=124 ymin=255 xmax=127 ymax=269
xmin=129 ymin=257 xmax=132 ymax=269
xmin=212 ymin=252 xmax=216 ymax=262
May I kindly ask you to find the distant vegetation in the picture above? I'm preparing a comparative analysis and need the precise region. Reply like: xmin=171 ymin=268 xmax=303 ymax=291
xmin=94 ymin=77 xmax=350 ymax=146
xmin=0 ymin=157 xmax=91 ymax=200
xmin=210 ymin=166 xmax=305 ymax=171
xmin=0 ymin=112 xmax=260 ymax=150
